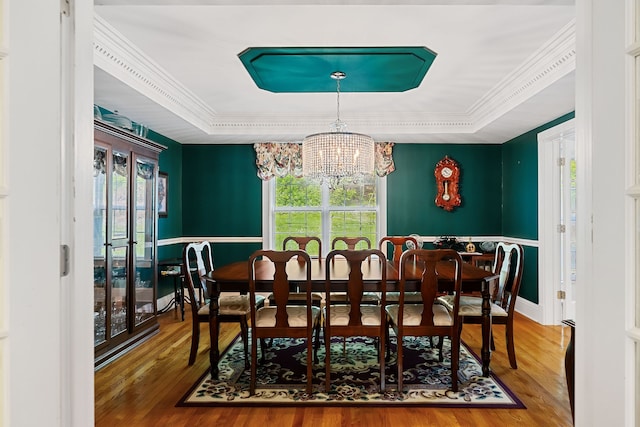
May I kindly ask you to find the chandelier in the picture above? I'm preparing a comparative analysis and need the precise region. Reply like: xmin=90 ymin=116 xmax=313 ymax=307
xmin=302 ymin=71 xmax=375 ymax=180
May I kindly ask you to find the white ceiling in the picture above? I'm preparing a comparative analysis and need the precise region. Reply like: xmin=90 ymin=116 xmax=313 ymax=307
xmin=93 ymin=1 xmax=575 ymax=145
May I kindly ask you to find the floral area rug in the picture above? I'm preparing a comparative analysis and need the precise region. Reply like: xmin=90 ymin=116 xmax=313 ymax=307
xmin=178 ymin=333 xmax=525 ymax=408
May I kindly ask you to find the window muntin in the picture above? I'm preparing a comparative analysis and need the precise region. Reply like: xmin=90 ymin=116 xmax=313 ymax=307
xmin=272 ymin=175 xmax=379 ymax=257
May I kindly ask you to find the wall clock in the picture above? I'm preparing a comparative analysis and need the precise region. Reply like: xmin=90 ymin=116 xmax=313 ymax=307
xmin=434 ymin=155 xmax=461 ymax=211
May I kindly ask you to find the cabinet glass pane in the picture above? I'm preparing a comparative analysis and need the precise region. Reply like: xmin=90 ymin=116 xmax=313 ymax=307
xmin=111 ymin=151 xmax=129 ymax=240
xmin=93 ymin=147 xmax=108 ymax=345
xmin=111 ymin=246 xmax=128 ymax=338
xmin=134 ymin=158 xmax=155 ymax=326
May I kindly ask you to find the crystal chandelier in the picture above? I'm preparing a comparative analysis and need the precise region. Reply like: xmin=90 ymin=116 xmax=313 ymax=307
xmin=302 ymin=71 xmax=375 ymax=180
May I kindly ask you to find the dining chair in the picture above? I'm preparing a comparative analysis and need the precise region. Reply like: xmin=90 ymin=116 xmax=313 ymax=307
xmin=330 ymin=237 xmax=379 ymax=305
xmin=324 ymin=249 xmax=387 ymax=393
xmin=283 ymin=236 xmax=322 ymax=258
xmin=378 ymin=236 xmax=422 ymax=304
xmin=274 ymin=236 xmax=324 ymax=307
xmin=437 ymin=242 xmax=524 ymax=368
xmin=331 ymin=236 xmax=372 ymax=251
xmin=182 ymin=241 xmax=265 ymax=366
xmin=248 ymin=249 xmax=322 ymax=395
xmin=385 ymin=249 xmax=463 ymax=393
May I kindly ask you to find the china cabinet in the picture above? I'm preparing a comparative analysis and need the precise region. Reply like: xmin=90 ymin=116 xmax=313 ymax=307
xmin=93 ymin=120 xmax=164 ymax=368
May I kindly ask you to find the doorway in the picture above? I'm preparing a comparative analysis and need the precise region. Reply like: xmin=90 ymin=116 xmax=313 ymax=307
xmin=538 ymin=118 xmax=576 ymax=325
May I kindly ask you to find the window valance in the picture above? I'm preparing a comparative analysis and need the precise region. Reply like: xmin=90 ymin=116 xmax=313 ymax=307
xmin=254 ymin=141 xmax=395 ymax=181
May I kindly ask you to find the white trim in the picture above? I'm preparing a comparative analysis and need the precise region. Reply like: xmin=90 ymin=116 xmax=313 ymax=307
xmin=158 ymin=236 xmax=263 ymax=246
xmin=93 ymin=14 xmax=215 ymax=133
xmin=514 ymin=297 xmax=543 ymax=324
xmin=0 ymin=48 xmax=7 ymax=60
xmin=0 ymin=330 xmax=7 ymax=340
xmin=538 ymin=118 xmax=575 ymax=326
xmin=93 ymin=15 xmax=575 ymax=141
xmin=160 ymin=235 xmax=537 ymax=247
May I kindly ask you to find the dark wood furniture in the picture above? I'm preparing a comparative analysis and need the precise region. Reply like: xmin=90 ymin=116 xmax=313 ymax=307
xmin=330 ymin=237 xmax=378 ymax=304
xmin=562 ymin=319 xmax=575 ymax=423
xmin=386 ymin=249 xmax=463 ymax=392
xmin=283 ymin=236 xmax=322 ymax=258
xmin=183 ymin=241 xmax=264 ymax=366
xmin=439 ymin=242 xmax=524 ymax=369
xmin=248 ymin=250 xmax=321 ymax=395
xmin=158 ymin=258 xmax=185 ymax=321
xmin=379 ymin=235 xmax=421 ymax=303
xmin=331 ymin=236 xmax=372 ymax=250
xmin=378 ymin=236 xmax=418 ymax=266
xmin=93 ymin=120 xmax=164 ymax=368
xmin=206 ymin=256 xmax=497 ymax=379
xmin=276 ymin=236 xmax=324 ymax=307
xmin=324 ymin=249 xmax=387 ymax=392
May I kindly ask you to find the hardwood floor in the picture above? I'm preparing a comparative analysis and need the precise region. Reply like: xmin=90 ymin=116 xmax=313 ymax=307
xmin=95 ymin=307 xmax=574 ymax=427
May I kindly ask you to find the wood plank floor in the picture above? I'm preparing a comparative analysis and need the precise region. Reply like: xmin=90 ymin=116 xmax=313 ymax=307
xmin=95 ymin=308 xmax=574 ymax=427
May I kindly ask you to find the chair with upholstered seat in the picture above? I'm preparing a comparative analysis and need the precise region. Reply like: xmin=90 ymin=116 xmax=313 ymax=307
xmin=385 ymin=249 xmax=463 ymax=393
xmin=274 ymin=236 xmax=324 ymax=307
xmin=437 ymin=242 xmax=524 ymax=368
xmin=378 ymin=236 xmax=422 ymax=304
xmin=182 ymin=241 xmax=265 ymax=367
xmin=330 ymin=237 xmax=379 ymax=305
xmin=248 ymin=249 xmax=322 ymax=395
xmin=324 ymin=249 xmax=387 ymax=392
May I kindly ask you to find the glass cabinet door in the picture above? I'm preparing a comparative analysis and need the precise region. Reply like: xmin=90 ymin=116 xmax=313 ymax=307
xmin=93 ymin=120 xmax=161 ymax=366
xmin=93 ymin=146 xmax=108 ymax=345
xmin=110 ymin=149 xmax=130 ymax=337
xmin=133 ymin=155 xmax=156 ymax=327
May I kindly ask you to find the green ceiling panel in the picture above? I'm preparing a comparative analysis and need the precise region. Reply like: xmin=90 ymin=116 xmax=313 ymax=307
xmin=238 ymin=46 xmax=437 ymax=93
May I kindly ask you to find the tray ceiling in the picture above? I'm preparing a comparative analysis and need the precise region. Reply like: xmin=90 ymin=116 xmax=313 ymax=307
xmin=93 ymin=1 xmax=576 ymax=145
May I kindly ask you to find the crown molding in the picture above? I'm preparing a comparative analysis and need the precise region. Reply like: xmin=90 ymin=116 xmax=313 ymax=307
xmin=93 ymin=13 xmax=216 ymax=132
xmin=93 ymin=15 xmax=575 ymax=139
xmin=469 ymin=19 xmax=576 ymax=130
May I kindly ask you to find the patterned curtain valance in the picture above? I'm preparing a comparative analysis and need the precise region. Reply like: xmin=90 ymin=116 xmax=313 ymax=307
xmin=254 ymin=141 xmax=395 ymax=181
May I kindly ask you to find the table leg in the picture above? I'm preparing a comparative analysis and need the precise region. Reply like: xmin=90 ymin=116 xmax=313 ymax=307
xmin=481 ymin=278 xmax=493 ymax=377
xmin=209 ymin=284 xmax=220 ymax=379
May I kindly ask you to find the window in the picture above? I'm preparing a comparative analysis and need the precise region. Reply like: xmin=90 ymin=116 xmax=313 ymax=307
xmin=264 ymin=175 xmax=386 ymax=257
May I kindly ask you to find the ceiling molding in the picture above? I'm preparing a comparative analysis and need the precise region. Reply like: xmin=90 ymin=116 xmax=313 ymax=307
xmin=93 ymin=13 xmax=575 ymax=140
xmin=469 ymin=19 xmax=576 ymax=131
xmin=94 ymin=14 xmax=215 ymax=132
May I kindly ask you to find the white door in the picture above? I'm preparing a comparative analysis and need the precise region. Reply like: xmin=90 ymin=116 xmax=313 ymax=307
xmin=558 ymin=130 xmax=577 ymax=321
xmin=537 ymin=118 xmax=576 ymax=325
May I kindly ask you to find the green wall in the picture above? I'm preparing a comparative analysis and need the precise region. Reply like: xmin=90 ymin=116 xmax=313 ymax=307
xmin=181 ymin=144 xmax=263 ymax=267
xmin=387 ymin=143 xmax=502 ymax=236
xmin=501 ymin=111 xmax=575 ymax=303
xmin=150 ymin=113 xmax=576 ymax=305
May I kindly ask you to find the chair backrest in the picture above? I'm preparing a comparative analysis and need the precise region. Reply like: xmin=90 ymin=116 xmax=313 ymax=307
xmin=248 ymin=249 xmax=312 ymax=328
xmin=282 ymin=236 xmax=322 ymax=258
xmin=331 ymin=236 xmax=372 ymax=250
xmin=325 ymin=249 xmax=386 ymax=325
xmin=182 ymin=241 xmax=213 ymax=314
xmin=491 ymin=242 xmax=524 ymax=313
xmin=378 ymin=236 xmax=418 ymax=266
xmin=397 ymin=248 xmax=463 ymax=329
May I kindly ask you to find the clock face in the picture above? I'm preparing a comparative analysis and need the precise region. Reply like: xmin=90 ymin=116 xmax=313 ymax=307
xmin=441 ymin=167 xmax=453 ymax=178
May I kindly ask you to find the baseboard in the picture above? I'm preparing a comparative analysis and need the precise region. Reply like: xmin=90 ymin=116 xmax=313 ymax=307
xmin=515 ymin=297 xmax=543 ymax=324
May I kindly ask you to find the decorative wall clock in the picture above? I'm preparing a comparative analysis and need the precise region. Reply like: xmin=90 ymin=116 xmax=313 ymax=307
xmin=434 ymin=155 xmax=461 ymax=211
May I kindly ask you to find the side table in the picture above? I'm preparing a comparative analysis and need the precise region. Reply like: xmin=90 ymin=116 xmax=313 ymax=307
xmin=158 ymin=259 xmax=185 ymax=321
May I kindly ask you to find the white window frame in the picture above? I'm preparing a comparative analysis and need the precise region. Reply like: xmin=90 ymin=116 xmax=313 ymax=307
xmin=262 ymin=177 xmax=387 ymax=256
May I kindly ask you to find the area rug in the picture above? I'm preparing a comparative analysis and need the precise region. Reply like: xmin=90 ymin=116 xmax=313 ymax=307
xmin=178 ymin=334 xmax=526 ymax=408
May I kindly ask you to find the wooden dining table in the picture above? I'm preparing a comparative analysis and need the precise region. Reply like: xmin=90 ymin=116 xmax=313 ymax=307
xmin=205 ymin=257 xmax=498 ymax=379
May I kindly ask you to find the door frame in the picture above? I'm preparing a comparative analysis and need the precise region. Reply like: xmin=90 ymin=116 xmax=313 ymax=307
xmin=538 ymin=118 xmax=575 ymax=325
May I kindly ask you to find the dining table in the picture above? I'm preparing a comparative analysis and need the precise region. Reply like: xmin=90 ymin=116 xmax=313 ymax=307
xmin=205 ymin=256 xmax=498 ymax=379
